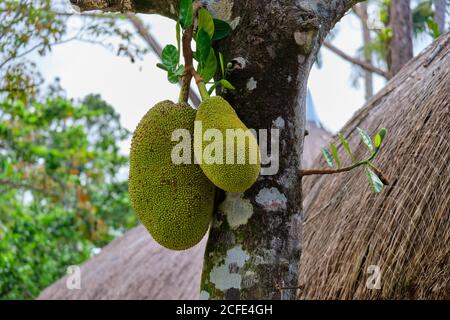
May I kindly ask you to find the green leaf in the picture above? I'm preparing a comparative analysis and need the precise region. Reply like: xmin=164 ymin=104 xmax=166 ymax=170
xmin=357 ymin=127 xmax=374 ymax=152
xmin=365 ymin=166 xmax=384 ymax=193
xmin=161 ymin=45 xmax=178 ymax=70
xmin=199 ymin=49 xmax=217 ymax=83
xmin=207 ymin=82 xmax=219 ymax=95
xmin=175 ymin=65 xmax=185 ymax=76
xmin=196 ymin=29 xmax=212 ymax=67
xmin=167 ymin=65 xmax=184 ymax=84
xmin=156 ymin=63 xmax=169 ymax=71
xmin=374 ymin=128 xmax=387 ymax=148
xmin=207 ymin=79 xmax=236 ymax=95
xmin=338 ymin=133 xmax=354 ymax=161
xmin=179 ymin=0 xmax=193 ymax=29
xmin=322 ymin=148 xmax=334 ymax=167
xmin=212 ymin=19 xmax=232 ymax=41
xmin=198 ymin=8 xmax=214 ymax=38
xmin=219 ymin=79 xmax=235 ymax=90
xmin=330 ymin=143 xmax=341 ymax=169
xmin=426 ymin=18 xmax=440 ymax=38
xmin=219 ymin=52 xmax=225 ymax=78
xmin=168 ymin=73 xmax=179 ymax=84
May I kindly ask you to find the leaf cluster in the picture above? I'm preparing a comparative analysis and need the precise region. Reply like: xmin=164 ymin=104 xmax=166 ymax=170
xmin=157 ymin=0 xmax=235 ymax=94
xmin=321 ymin=128 xmax=388 ymax=193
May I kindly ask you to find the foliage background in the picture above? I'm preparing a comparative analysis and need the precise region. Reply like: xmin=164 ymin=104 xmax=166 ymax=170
xmin=0 ymin=0 xmax=139 ymax=299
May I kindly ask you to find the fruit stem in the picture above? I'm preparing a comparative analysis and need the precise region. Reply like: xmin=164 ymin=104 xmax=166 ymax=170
xmin=196 ymin=81 xmax=210 ymax=100
xmin=179 ymin=23 xmax=195 ymax=104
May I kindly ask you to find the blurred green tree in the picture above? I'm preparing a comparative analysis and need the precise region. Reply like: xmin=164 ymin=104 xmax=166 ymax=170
xmin=0 ymin=94 xmax=135 ymax=299
xmin=0 ymin=0 xmax=153 ymax=299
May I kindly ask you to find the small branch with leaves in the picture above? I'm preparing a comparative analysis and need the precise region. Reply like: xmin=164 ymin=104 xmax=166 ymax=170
xmin=155 ymin=0 xmax=235 ymax=104
xmin=300 ymin=128 xmax=389 ymax=193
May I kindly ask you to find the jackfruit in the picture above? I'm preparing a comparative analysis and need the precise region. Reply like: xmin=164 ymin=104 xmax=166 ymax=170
xmin=129 ymin=100 xmax=215 ymax=250
xmin=194 ymin=96 xmax=261 ymax=192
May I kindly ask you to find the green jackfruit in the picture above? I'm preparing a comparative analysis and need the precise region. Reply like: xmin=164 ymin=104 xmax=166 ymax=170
xmin=129 ymin=100 xmax=215 ymax=250
xmin=194 ymin=96 xmax=261 ymax=192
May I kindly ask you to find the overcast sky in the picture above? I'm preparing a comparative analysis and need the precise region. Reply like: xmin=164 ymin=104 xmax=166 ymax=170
xmin=33 ymin=5 xmax=433 ymax=150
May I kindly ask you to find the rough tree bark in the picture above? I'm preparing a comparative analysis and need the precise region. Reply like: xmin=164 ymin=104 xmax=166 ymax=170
xmin=387 ymin=0 xmax=413 ymax=76
xmin=72 ymin=0 xmax=362 ymax=300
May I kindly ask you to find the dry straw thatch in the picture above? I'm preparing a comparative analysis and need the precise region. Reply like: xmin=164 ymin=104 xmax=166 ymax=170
xmin=38 ymin=225 xmax=206 ymax=299
xmin=299 ymin=31 xmax=449 ymax=299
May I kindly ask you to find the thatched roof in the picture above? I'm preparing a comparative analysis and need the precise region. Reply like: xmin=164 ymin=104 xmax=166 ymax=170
xmin=38 ymin=225 xmax=206 ymax=299
xmin=299 ymin=31 xmax=449 ymax=299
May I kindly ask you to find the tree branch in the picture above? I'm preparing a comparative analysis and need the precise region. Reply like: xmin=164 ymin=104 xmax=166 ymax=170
xmin=300 ymin=166 xmax=356 ymax=176
xmin=179 ymin=20 xmax=195 ymax=103
xmin=323 ymin=41 xmax=390 ymax=79
xmin=300 ymin=165 xmax=389 ymax=185
xmin=70 ymin=0 xmax=178 ymax=18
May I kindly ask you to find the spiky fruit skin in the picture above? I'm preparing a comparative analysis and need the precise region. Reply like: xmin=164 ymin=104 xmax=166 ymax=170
xmin=195 ymin=96 xmax=261 ymax=192
xmin=129 ymin=101 xmax=215 ymax=250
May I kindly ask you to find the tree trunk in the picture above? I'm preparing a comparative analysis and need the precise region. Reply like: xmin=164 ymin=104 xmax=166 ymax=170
xmin=73 ymin=0 xmax=363 ymax=300
xmin=434 ymin=0 xmax=446 ymax=33
xmin=387 ymin=0 xmax=414 ymax=76
xmin=355 ymin=3 xmax=373 ymax=100
xmin=196 ymin=1 xmax=360 ymax=300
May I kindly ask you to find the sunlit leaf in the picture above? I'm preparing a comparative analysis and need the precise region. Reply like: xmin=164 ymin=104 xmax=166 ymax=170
xmin=374 ymin=128 xmax=387 ymax=148
xmin=357 ymin=127 xmax=374 ymax=152
xmin=365 ymin=166 xmax=384 ymax=193
xmin=198 ymin=8 xmax=214 ymax=38
xmin=219 ymin=79 xmax=235 ymax=90
xmin=322 ymin=148 xmax=334 ymax=167
xmin=338 ymin=133 xmax=354 ymax=161
xmin=426 ymin=17 xmax=440 ymax=39
xmin=330 ymin=143 xmax=341 ymax=168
